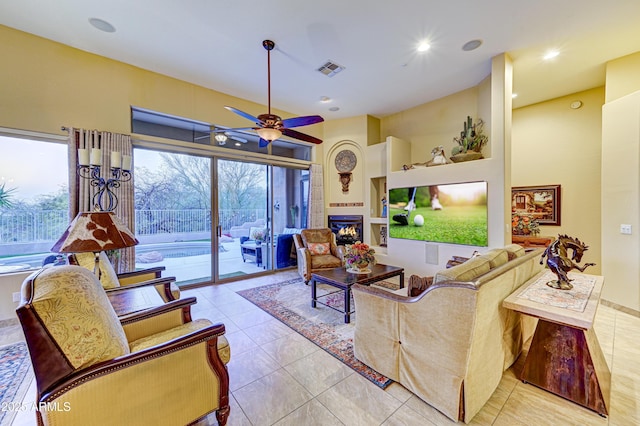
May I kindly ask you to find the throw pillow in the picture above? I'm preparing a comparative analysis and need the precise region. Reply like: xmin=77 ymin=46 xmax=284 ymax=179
xmin=308 ymin=242 xmax=330 ymax=256
xmin=408 ymin=275 xmax=434 ymax=297
xmin=249 ymin=227 xmax=266 ymax=241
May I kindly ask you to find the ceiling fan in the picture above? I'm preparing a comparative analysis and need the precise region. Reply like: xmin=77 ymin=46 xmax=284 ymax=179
xmin=224 ymin=40 xmax=324 ymax=148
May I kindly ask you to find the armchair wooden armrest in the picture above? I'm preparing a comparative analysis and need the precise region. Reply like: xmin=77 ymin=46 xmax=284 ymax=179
xmin=117 ymin=266 xmax=166 ymax=284
xmin=104 ymin=276 xmax=178 ymax=301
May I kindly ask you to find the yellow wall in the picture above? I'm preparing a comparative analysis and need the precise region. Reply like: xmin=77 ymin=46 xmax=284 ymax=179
xmin=323 ymin=116 xmax=371 ymax=221
xmin=381 ymin=87 xmax=480 ymax=162
xmin=605 ymin=51 xmax=640 ymax=103
xmin=601 ymin=51 xmax=640 ymax=312
xmin=512 ymin=87 xmax=604 ymax=274
xmin=0 ymin=25 xmax=322 ymax=140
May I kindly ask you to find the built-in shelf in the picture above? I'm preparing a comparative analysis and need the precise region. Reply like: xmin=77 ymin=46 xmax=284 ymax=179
xmin=370 ymin=217 xmax=387 ymax=224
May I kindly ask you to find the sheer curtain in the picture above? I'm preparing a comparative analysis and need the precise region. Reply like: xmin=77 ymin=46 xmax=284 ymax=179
xmin=307 ymin=163 xmax=324 ymax=228
xmin=68 ymin=128 xmax=135 ymax=272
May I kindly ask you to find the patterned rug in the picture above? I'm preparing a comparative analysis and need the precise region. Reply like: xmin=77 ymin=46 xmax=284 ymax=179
xmin=0 ymin=342 xmax=33 ymax=425
xmin=236 ymin=278 xmax=395 ymax=388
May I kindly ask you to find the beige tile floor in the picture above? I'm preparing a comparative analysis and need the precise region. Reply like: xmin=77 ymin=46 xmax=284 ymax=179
xmin=3 ymin=270 xmax=639 ymax=425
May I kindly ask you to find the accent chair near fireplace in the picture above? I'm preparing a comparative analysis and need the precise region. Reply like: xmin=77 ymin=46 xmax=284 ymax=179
xmin=293 ymin=228 xmax=345 ymax=283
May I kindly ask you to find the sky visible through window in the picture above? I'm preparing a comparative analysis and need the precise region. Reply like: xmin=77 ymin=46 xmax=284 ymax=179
xmin=0 ymin=136 xmax=68 ymax=204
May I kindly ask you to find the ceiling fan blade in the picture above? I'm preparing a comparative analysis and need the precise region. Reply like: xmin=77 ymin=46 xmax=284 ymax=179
xmin=281 ymin=115 xmax=325 ymax=128
xmin=224 ymin=106 xmax=264 ymax=125
xmin=258 ymin=138 xmax=270 ymax=148
xmin=282 ymin=128 xmax=323 ymax=144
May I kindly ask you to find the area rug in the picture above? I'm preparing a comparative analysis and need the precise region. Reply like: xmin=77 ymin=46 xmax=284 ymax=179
xmin=0 ymin=342 xmax=33 ymax=425
xmin=236 ymin=278 xmax=395 ymax=388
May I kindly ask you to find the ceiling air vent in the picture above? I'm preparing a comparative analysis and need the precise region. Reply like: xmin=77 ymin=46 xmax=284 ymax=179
xmin=317 ymin=60 xmax=345 ymax=78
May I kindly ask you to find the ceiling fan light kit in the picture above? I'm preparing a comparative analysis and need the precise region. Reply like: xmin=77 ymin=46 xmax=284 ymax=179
xmin=223 ymin=40 xmax=324 ymax=148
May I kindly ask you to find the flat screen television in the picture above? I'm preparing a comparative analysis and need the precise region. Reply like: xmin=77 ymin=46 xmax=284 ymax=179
xmin=388 ymin=181 xmax=488 ymax=246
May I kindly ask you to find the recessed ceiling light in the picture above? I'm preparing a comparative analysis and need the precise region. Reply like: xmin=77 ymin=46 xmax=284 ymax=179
xmin=329 ymin=107 xmax=340 ymax=112
xmin=462 ymin=39 xmax=483 ymax=52
xmin=417 ymin=41 xmax=431 ymax=52
xmin=89 ymin=18 xmax=116 ymax=33
xmin=320 ymin=96 xmax=331 ymax=103
xmin=512 ymin=93 xmax=518 ymax=99
xmin=543 ymin=50 xmax=559 ymax=60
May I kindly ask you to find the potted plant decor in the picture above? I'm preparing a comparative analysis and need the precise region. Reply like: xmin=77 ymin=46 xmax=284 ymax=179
xmin=343 ymin=241 xmax=376 ymax=273
xmin=450 ymin=116 xmax=488 ymax=163
xmin=511 ymin=213 xmax=541 ymax=236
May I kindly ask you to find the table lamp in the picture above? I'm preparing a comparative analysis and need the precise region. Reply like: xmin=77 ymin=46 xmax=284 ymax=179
xmin=51 ymin=211 xmax=138 ymax=276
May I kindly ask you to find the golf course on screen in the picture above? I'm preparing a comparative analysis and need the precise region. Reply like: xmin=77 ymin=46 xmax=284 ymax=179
xmin=388 ymin=181 xmax=488 ymax=247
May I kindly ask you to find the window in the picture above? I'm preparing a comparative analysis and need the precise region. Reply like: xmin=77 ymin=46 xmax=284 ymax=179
xmin=0 ymin=135 xmax=69 ymax=273
xmin=131 ymin=106 xmax=312 ymax=161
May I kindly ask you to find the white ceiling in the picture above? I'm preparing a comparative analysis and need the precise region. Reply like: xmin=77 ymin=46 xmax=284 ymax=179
xmin=2 ymin=0 xmax=640 ymax=122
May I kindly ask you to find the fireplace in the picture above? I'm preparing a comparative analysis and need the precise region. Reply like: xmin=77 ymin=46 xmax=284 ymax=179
xmin=328 ymin=215 xmax=363 ymax=245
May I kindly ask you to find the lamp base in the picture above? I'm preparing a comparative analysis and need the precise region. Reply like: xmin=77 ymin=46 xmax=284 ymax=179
xmin=93 ymin=252 xmax=102 ymax=279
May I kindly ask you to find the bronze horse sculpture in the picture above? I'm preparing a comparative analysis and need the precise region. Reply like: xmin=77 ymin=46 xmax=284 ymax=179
xmin=540 ymin=234 xmax=596 ymax=290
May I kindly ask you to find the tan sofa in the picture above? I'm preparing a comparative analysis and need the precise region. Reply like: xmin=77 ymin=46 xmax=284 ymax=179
xmin=352 ymin=244 xmax=544 ymax=423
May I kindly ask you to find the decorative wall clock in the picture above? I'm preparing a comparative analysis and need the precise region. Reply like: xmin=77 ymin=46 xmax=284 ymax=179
xmin=335 ymin=150 xmax=357 ymax=172
xmin=335 ymin=150 xmax=357 ymax=193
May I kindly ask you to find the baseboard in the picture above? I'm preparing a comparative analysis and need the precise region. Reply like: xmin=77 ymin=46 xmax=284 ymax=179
xmin=601 ymin=299 xmax=640 ymax=318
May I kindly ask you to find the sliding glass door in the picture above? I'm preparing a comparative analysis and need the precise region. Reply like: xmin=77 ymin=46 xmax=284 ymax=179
xmin=133 ymin=148 xmax=213 ymax=286
xmin=133 ymin=147 xmax=308 ymax=287
xmin=216 ymin=158 xmax=269 ymax=278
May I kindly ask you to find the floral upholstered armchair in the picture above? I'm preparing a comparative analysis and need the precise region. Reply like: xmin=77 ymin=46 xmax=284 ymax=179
xmin=293 ymin=228 xmax=345 ymax=283
xmin=68 ymin=251 xmax=180 ymax=302
xmin=16 ymin=265 xmax=230 ymax=426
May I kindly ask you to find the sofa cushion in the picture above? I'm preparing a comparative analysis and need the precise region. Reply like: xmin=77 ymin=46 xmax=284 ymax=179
xmin=249 ymin=226 xmax=266 ymax=240
xmin=308 ymin=242 xmax=330 ymax=256
xmin=504 ymin=243 xmax=526 ymax=259
xmin=309 ymin=254 xmax=342 ymax=269
xmin=479 ymin=249 xmax=509 ymax=269
xmin=434 ymin=256 xmax=491 ymax=284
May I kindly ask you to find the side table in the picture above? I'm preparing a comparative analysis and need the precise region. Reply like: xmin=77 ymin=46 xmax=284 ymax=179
xmin=107 ymin=285 xmax=166 ymax=316
xmin=503 ymin=270 xmax=610 ymax=416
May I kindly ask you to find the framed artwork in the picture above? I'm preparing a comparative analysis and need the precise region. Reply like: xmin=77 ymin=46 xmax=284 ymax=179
xmin=511 ymin=185 xmax=561 ymax=226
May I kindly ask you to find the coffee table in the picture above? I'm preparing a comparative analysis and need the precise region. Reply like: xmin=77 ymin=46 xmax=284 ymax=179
xmin=311 ymin=263 xmax=404 ymax=323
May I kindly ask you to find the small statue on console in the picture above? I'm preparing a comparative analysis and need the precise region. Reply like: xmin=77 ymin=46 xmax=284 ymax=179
xmin=540 ymin=234 xmax=596 ymax=290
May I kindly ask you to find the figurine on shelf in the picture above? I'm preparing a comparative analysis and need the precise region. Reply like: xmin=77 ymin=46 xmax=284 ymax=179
xmin=426 ymin=145 xmax=451 ymax=166
xmin=380 ymin=225 xmax=388 ymax=247
xmin=381 ymin=196 xmax=387 ymax=218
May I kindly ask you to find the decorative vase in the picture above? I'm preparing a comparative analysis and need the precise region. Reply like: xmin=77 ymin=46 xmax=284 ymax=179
xmin=356 ymin=261 xmax=369 ymax=272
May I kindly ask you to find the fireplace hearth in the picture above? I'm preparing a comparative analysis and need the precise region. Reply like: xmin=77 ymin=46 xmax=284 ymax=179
xmin=328 ymin=215 xmax=363 ymax=246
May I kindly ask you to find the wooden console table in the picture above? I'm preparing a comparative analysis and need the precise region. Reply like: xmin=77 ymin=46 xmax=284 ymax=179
xmin=511 ymin=235 xmax=554 ymax=248
xmin=503 ymin=270 xmax=610 ymax=416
